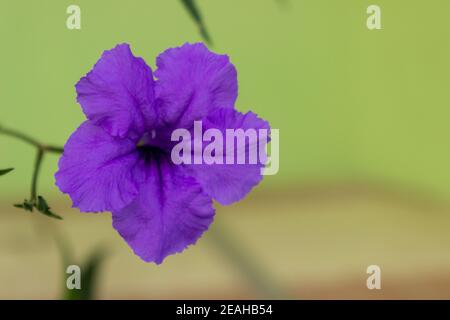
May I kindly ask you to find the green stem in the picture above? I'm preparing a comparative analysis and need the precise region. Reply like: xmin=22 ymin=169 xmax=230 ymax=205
xmin=0 ymin=124 xmax=64 ymax=202
xmin=209 ymin=223 xmax=285 ymax=299
xmin=0 ymin=124 xmax=64 ymax=154
xmin=45 ymin=145 xmax=64 ymax=154
xmin=31 ymin=149 xmax=44 ymax=201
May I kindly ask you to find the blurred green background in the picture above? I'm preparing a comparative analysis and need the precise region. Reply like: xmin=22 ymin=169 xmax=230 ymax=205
xmin=1 ymin=0 xmax=450 ymax=299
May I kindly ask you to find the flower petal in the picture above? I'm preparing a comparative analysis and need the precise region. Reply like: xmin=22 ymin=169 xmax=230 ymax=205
xmin=112 ymin=158 xmax=214 ymax=264
xmin=76 ymin=43 xmax=156 ymax=138
xmin=184 ymin=108 xmax=270 ymax=205
xmin=154 ymin=43 xmax=237 ymax=128
xmin=55 ymin=121 xmax=143 ymax=212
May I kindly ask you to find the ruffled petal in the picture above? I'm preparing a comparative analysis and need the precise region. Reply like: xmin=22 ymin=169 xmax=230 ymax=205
xmin=55 ymin=121 xmax=143 ymax=212
xmin=154 ymin=43 xmax=237 ymax=128
xmin=183 ymin=108 xmax=270 ymax=205
xmin=112 ymin=157 xmax=214 ymax=264
xmin=76 ymin=43 xmax=156 ymax=138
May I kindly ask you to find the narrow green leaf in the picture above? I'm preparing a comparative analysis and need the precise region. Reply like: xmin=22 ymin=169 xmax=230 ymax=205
xmin=38 ymin=207 xmax=63 ymax=220
xmin=0 ymin=168 xmax=14 ymax=176
xmin=14 ymin=196 xmax=62 ymax=220
xmin=14 ymin=199 xmax=33 ymax=212
xmin=180 ymin=0 xmax=212 ymax=44
xmin=63 ymin=247 xmax=108 ymax=300
xmin=35 ymin=196 xmax=63 ymax=220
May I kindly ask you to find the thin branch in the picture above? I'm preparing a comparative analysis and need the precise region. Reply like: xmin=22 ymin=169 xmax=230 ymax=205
xmin=0 ymin=124 xmax=42 ymax=148
xmin=209 ymin=224 xmax=285 ymax=299
xmin=44 ymin=146 xmax=64 ymax=154
xmin=0 ymin=124 xmax=64 ymax=154
xmin=31 ymin=149 xmax=44 ymax=200
xmin=1 ymin=123 xmax=64 ymax=219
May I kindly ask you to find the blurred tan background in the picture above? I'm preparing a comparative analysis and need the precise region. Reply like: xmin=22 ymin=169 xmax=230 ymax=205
xmin=1 ymin=0 xmax=450 ymax=299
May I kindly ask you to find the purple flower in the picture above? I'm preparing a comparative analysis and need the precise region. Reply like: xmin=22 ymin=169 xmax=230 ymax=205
xmin=55 ymin=43 xmax=270 ymax=264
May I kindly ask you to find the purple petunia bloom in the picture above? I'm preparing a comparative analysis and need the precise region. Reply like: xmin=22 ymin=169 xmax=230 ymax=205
xmin=55 ymin=43 xmax=270 ymax=264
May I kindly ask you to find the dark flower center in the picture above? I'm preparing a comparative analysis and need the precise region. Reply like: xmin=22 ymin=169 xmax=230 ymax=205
xmin=136 ymin=131 xmax=168 ymax=162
